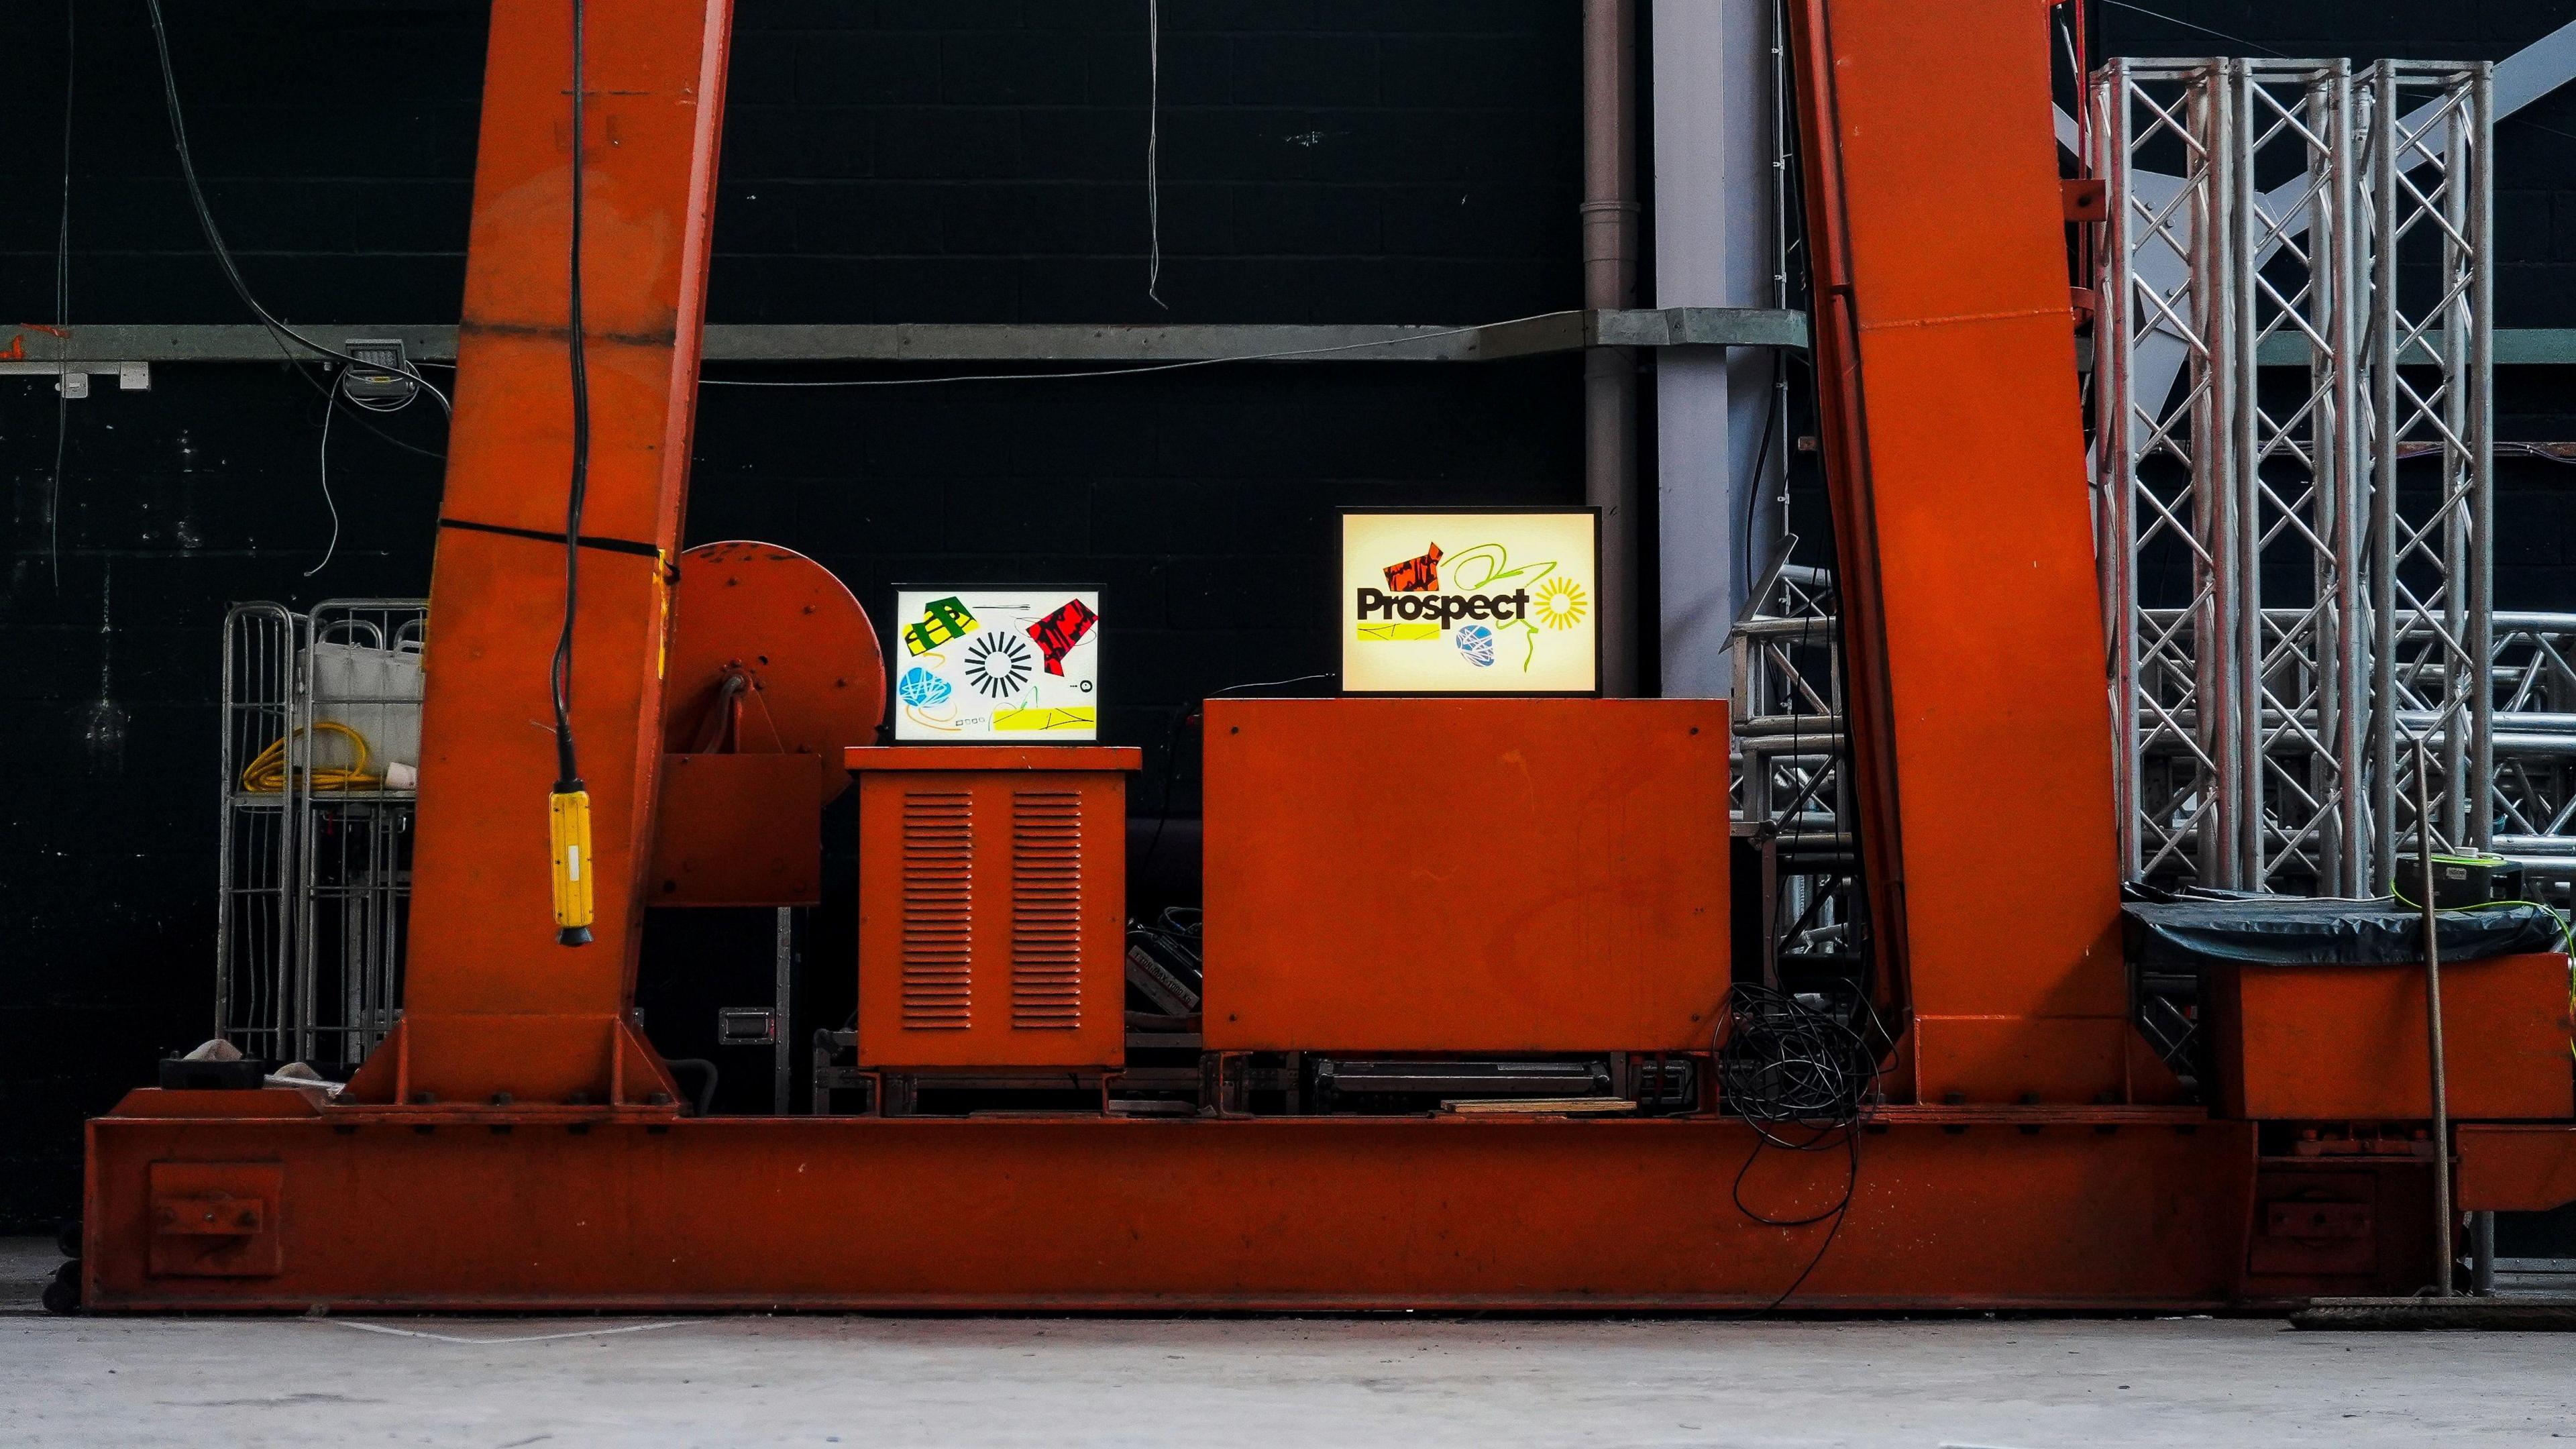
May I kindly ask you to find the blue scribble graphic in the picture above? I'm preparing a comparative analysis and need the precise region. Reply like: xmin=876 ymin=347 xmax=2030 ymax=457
xmin=1454 ymin=623 xmax=1497 ymax=667
xmin=897 ymin=667 xmax=951 ymax=708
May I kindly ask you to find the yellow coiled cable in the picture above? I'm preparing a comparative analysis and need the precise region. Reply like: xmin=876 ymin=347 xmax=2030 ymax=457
xmin=238 ymin=721 xmax=382 ymax=793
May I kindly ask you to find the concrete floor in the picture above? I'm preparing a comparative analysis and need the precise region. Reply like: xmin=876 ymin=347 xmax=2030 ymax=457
xmin=4 ymin=1242 xmax=2572 ymax=1448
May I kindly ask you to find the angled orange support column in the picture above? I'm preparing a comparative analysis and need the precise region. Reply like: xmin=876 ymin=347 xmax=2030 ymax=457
xmin=360 ymin=0 xmax=734 ymax=1105
xmin=1788 ymin=0 xmax=2128 ymax=1102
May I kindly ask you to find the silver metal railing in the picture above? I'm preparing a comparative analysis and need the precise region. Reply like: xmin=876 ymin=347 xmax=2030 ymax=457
xmin=1732 ymin=595 xmax=2576 ymax=898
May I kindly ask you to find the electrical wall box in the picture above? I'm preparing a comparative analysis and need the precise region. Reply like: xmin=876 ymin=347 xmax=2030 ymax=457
xmin=847 ymin=746 xmax=1136 ymax=1071
xmin=1201 ymin=698 xmax=1731 ymax=1053
xmin=340 ymin=339 xmax=418 ymax=403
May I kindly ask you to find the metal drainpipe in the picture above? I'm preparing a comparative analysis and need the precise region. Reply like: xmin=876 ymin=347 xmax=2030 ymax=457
xmin=1584 ymin=0 xmax=1640 ymax=696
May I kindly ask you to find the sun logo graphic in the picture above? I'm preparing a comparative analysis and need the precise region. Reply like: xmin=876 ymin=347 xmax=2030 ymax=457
xmin=1532 ymin=576 xmax=1587 ymax=630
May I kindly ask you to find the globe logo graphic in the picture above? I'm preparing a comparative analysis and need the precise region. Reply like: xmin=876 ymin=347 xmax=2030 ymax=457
xmin=897 ymin=667 xmax=951 ymax=707
xmin=1454 ymin=623 xmax=1497 ymax=667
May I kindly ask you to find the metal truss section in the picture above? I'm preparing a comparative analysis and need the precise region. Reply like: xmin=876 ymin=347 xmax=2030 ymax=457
xmin=1731 ymin=563 xmax=1842 ymax=851
xmin=2486 ymin=614 xmax=2576 ymax=875
xmin=2231 ymin=60 xmax=2367 ymax=894
xmin=2096 ymin=58 xmax=2233 ymax=885
xmin=2367 ymin=61 xmax=2496 ymax=875
xmin=1728 ymin=564 xmax=1858 ymax=980
xmin=2092 ymin=58 xmax=2498 ymax=895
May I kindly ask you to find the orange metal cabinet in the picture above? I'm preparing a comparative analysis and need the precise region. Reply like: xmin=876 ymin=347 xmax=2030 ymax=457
xmin=1201 ymin=698 xmax=1729 ymax=1053
xmin=848 ymin=747 xmax=1136 ymax=1070
xmin=2204 ymin=953 xmax=2575 ymax=1121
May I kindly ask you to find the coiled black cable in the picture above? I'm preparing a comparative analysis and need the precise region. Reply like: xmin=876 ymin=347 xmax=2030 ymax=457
xmin=1716 ymin=983 xmax=1886 ymax=1308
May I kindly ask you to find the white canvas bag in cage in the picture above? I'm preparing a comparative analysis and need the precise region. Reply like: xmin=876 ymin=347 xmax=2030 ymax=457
xmin=307 ymin=629 xmax=425 ymax=784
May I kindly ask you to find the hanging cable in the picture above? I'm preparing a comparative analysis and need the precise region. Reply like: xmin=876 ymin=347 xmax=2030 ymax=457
xmin=1146 ymin=0 xmax=1166 ymax=309
xmin=547 ymin=0 xmax=597 ymax=948
xmin=139 ymin=0 xmax=450 ymax=415
xmin=1715 ymin=982 xmax=1886 ymax=1309
xmin=1140 ymin=671 xmax=1338 ymax=879
xmin=49 ymin=0 xmax=75 ymax=589
xmin=306 ymin=378 xmax=341 ymax=578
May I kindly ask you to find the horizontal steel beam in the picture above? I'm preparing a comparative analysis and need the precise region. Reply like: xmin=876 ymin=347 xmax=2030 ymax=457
xmin=2254 ymin=329 xmax=2576 ymax=367
xmin=0 ymin=309 xmax=1812 ymax=371
xmin=2078 ymin=330 xmax=2576 ymax=371
xmin=23 ymin=319 xmax=2576 ymax=374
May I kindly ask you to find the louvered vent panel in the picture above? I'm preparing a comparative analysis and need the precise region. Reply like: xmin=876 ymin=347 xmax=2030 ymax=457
xmin=900 ymin=790 xmax=973 ymax=1030
xmin=1010 ymin=790 xmax=1083 ymax=1030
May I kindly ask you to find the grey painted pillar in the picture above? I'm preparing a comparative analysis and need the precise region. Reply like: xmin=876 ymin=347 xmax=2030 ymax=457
xmin=1585 ymin=0 xmax=1642 ymax=696
xmin=1653 ymin=0 xmax=1777 ymax=700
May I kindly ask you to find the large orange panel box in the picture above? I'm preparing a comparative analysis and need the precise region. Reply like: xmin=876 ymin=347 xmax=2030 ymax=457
xmin=1203 ymin=698 xmax=1730 ymax=1053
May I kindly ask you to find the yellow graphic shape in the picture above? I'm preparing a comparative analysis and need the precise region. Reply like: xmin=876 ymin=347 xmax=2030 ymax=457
xmin=1533 ymin=576 xmax=1589 ymax=631
xmin=1356 ymin=621 xmax=1441 ymax=641
xmin=994 ymin=706 xmax=1097 ymax=732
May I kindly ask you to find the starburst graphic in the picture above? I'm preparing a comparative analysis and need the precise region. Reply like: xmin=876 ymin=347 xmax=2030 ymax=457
xmin=963 ymin=632 xmax=1034 ymax=699
xmin=1532 ymin=576 xmax=1587 ymax=631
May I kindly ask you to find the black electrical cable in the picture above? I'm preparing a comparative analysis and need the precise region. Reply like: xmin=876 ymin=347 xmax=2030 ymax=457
xmin=138 ymin=0 xmax=450 ymax=416
xmin=47 ymin=0 xmax=74 ymax=589
xmin=665 ymin=1058 xmax=718 ymax=1117
xmin=1739 ymin=352 xmax=1784 ymax=589
xmin=551 ymin=0 xmax=592 ymax=798
xmin=1746 ymin=1125 xmax=1860 ymax=1309
xmin=1715 ymin=983 xmax=1886 ymax=1309
xmin=329 ymin=394 xmax=447 ymax=462
xmin=1717 ymin=983 xmax=1882 ymax=1136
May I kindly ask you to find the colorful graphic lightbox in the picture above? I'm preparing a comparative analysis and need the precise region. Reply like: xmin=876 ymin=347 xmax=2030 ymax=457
xmin=1339 ymin=510 xmax=1599 ymax=695
xmin=892 ymin=588 xmax=1101 ymax=741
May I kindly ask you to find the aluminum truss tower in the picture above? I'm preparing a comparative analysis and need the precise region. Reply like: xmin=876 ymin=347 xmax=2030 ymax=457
xmin=2094 ymin=58 xmax=2494 ymax=894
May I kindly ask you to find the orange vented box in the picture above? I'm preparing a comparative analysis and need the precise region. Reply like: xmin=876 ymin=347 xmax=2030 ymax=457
xmin=849 ymin=746 xmax=1136 ymax=1071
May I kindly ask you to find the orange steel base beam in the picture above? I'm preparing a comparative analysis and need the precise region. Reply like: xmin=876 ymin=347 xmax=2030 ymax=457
xmin=85 ymin=1100 xmax=2259 ymax=1311
xmin=1788 ymin=0 xmax=2129 ymax=1104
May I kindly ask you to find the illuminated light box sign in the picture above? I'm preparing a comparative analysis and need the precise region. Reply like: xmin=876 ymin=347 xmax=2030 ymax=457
xmin=1339 ymin=509 xmax=1600 ymax=695
xmin=891 ymin=587 xmax=1102 ymax=741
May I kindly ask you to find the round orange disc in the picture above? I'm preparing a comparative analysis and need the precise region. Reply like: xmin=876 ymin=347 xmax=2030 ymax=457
xmin=662 ymin=541 xmax=885 ymax=801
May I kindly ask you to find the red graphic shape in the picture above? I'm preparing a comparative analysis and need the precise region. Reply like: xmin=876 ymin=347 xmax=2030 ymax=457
xmin=1383 ymin=543 xmax=1443 ymax=592
xmin=1026 ymin=598 xmax=1099 ymax=676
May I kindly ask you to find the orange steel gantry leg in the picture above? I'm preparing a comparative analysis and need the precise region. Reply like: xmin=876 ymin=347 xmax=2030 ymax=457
xmin=80 ymin=0 xmax=2351 ymax=1311
xmin=345 ymin=0 xmax=733 ymax=1110
xmin=1788 ymin=0 xmax=2135 ymax=1106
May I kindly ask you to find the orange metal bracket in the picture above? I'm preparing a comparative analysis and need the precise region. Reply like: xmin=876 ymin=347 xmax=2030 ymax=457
xmin=2458 ymin=1124 xmax=2576 ymax=1213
